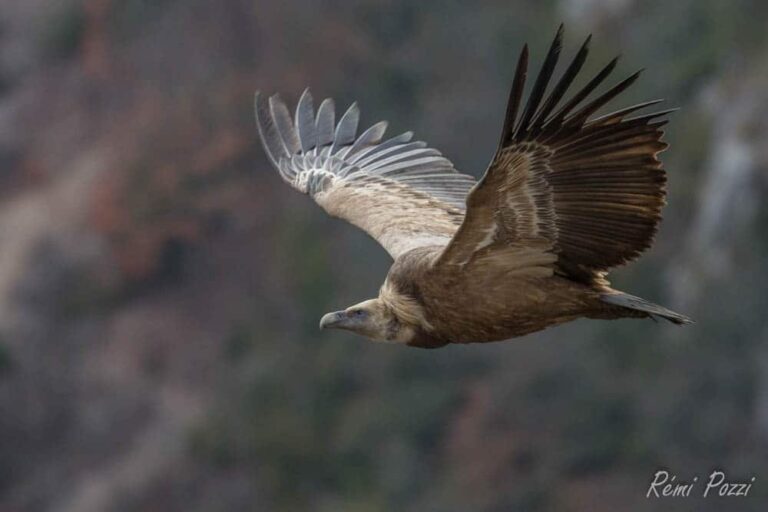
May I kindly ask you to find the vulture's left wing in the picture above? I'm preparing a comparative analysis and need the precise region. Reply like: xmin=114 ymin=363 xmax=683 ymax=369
xmin=438 ymin=26 xmax=672 ymax=283
xmin=255 ymin=90 xmax=476 ymax=259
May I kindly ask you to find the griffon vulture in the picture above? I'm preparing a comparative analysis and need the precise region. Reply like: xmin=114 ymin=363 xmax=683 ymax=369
xmin=254 ymin=27 xmax=691 ymax=348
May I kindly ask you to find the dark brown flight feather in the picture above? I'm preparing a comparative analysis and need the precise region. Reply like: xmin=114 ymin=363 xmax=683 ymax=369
xmin=441 ymin=27 xmax=673 ymax=282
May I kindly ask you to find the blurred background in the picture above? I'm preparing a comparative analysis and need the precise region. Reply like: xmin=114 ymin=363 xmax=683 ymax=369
xmin=0 ymin=0 xmax=766 ymax=511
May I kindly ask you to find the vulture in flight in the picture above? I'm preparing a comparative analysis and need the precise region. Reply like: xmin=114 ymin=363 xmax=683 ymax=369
xmin=255 ymin=26 xmax=691 ymax=348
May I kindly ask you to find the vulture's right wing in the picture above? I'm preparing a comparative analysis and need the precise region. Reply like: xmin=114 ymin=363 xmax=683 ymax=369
xmin=255 ymin=90 xmax=476 ymax=259
xmin=438 ymin=26 xmax=672 ymax=283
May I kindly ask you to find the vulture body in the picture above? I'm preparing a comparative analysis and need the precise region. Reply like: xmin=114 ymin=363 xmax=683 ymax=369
xmin=255 ymin=27 xmax=691 ymax=349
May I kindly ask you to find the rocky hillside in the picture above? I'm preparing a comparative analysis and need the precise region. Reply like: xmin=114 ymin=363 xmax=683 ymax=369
xmin=0 ymin=1 xmax=766 ymax=511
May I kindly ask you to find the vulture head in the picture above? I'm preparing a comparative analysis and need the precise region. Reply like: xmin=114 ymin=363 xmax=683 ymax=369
xmin=319 ymin=298 xmax=415 ymax=343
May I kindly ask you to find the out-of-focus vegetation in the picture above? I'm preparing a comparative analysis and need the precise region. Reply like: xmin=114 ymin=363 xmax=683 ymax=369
xmin=0 ymin=1 xmax=767 ymax=511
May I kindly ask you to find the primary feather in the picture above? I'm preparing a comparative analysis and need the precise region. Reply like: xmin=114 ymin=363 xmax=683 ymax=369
xmin=439 ymin=30 xmax=671 ymax=284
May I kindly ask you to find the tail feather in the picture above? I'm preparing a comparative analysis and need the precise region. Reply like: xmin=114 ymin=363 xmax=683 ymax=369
xmin=601 ymin=292 xmax=692 ymax=325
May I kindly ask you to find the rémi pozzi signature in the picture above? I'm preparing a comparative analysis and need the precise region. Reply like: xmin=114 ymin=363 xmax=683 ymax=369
xmin=647 ymin=470 xmax=756 ymax=498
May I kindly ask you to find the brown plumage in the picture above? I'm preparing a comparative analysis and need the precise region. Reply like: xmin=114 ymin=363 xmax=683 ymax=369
xmin=255 ymin=26 xmax=691 ymax=349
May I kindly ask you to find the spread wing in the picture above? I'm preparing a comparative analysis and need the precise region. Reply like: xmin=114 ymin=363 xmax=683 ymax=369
xmin=255 ymin=90 xmax=476 ymax=259
xmin=438 ymin=26 xmax=672 ymax=283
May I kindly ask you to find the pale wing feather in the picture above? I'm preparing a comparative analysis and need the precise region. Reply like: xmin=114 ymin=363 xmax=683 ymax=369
xmin=316 ymin=178 xmax=463 ymax=258
xmin=255 ymin=89 xmax=476 ymax=259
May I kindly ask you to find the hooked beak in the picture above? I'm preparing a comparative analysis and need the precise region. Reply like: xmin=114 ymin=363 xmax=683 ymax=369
xmin=319 ymin=310 xmax=347 ymax=330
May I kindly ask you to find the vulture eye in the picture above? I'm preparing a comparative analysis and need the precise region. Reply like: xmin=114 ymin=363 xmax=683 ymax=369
xmin=351 ymin=309 xmax=365 ymax=317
